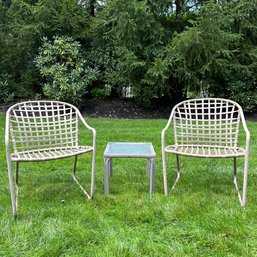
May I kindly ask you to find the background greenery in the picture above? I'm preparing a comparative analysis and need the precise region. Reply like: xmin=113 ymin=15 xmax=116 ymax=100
xmin=0 ymin=0 xmax=256 ymax=110
xmin=1 ymin=115 xmax=257 ymax=256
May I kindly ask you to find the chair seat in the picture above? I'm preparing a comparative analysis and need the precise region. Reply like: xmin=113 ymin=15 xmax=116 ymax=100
xmin=11 ymin=146 xmax=93 ymax=162
xmin=165 ymin=145 xmax=245 ymax=158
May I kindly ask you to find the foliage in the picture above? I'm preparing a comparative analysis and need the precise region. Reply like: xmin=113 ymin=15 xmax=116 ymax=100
xmin=0 ymin=0 xmax=257 ymax=110
xmin=93 ymin=0 xmax=167 ymax=106
xmin=228 ymin=0 xmax=257 ymax=110
xmin=149 ymin=0 xmax=257 ymax=108
xmin=0 ymin=0 xmax=92 ymax=99
xmin=0 ymin=75 xmax=15 ymax=103
xmin=152 ymin=3 xmax=234 ymax=92
xmin=90 ymin=85 xmax=111 ymax=100
xmin=35 ymin=36 xmax=97 ymax=107
xmin=94 ymin=0 xmax=245 ymax=106
xmin=228 ymin=76 xmax=257 ymax=112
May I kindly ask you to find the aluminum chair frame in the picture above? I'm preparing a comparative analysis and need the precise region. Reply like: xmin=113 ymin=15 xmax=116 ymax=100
xmin=161 ymin=98 xmax=250 ymax=207
xmin=5 ymin=100 xmax=96 ymax=218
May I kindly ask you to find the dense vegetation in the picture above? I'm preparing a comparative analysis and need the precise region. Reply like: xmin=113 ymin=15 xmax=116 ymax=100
xmin=0 ymin=0 xmax=257 ymax=110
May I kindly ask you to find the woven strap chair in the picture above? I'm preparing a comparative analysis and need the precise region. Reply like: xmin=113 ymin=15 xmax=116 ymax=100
xmin=161 ymin=98 xmax=250 ymax=207
xmin=5 ymin=101 xmax=96 ymax=218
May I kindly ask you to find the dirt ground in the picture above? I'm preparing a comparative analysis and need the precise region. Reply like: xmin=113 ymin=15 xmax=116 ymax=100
xmin=1 ymin=98 xmax=256 ymax=120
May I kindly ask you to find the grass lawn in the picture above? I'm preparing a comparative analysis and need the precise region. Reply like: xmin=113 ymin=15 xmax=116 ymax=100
xmin=0 ymin=114 xmax=257 ymax=256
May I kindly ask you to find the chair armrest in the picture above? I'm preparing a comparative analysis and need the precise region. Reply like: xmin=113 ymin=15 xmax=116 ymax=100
xmin=5 ymin=110 xmax=11 ymax=156
xmin=77 ymin=112 xmax=96 ymax=149
xmin=162 ymin=108 xmax=175 ymax=150
xmin=239 ymin=108 xmax=250 ymax=154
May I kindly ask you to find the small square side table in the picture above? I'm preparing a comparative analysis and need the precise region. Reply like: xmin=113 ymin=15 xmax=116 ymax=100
xmin=104 ymin=142 xmax=156 ymax=194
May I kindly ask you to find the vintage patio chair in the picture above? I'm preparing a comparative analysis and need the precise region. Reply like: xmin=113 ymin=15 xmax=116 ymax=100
xmin=161 ymin=98 xmax=250 ymax=207
xmin=5 ymin=101 xmax=96 ymax=218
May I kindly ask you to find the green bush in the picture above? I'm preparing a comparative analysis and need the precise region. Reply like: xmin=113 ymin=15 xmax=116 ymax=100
xmin=35 ymin=36 xmax=98 ymax=107
xmin=90 ymin=85 xmax=111 ymax=100
xmin=0 ymin=75 xmax=15 ymax=103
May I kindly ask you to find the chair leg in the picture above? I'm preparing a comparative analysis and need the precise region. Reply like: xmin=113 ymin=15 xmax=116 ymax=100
xmin=90 ymin=149 xmax=96 ymax=199
xmin=233 ymin=156 xmax=249 ymax=207
xmin=162 ymin=149 xmax=168 ymax=196
xmin=233 ymin=157 xmax=237 ymax=186
xmin=163 ymin=152 xmax=181 ymax=196
xmin=72 ymin=155 xmax=91 ymax=199
xmin=72 ymin=155 xmax=78 ymax=176
xmin=241 ymin=154 xmax=249 ymax=207
xmin=7 ymin=158 xmax=17 ymax=218
xmin=15 ymin=162 xmax=19 ymax=212
xmin=172 ymin=154 xmax=181 ymax=190
xmin=233 ymin=157 xmax=242 ymax=204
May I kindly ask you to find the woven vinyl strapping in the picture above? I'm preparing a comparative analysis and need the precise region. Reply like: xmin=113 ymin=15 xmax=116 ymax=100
xmin=173 ymin=98 xmax=240 ymax=148
xmin=9 ymin=101 xmax=79 ymax=154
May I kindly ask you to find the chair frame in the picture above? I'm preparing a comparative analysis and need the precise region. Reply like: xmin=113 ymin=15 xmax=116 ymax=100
xmin=5 ymin=100 xmax=96 ymax=218
xmin=161 ymin=98 xmax=250 ymax=207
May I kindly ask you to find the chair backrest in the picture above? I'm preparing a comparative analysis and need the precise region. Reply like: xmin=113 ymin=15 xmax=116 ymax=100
xmin=7 ymin=101 xmax=79 ymax=153
xmin=172 ymin=98 xmax=241 ymax=147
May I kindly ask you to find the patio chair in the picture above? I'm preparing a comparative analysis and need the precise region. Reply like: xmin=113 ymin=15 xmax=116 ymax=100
xmin=161 ymin=98 xmax=250 ymax=207
xmin=5 ymin=101 xmax=96 ymax=218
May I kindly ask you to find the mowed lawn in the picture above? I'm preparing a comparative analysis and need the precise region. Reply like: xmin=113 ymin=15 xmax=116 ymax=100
xmin=0 ymin=114 xmax=257 ymax=256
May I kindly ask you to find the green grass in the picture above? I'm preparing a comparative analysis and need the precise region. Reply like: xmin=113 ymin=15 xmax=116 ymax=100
xmin=1 ymin=114 xmax=257 ymax=256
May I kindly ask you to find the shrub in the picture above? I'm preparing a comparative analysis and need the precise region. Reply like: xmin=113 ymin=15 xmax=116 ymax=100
xmin=35 ymin=36 xmax=98 ymax=107
xmin=0 ymin=75 xmax=15 ymax=103
xmin=90 ymin=85 xmax=111 ymax=100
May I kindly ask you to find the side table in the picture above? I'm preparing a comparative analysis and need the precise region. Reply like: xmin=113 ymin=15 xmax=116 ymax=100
xmin=104 ymin=142 xmax=156 ymax=194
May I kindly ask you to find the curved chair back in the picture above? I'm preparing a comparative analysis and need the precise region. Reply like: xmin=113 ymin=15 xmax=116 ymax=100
xmin=7 ymin=101 xmax=79 ymax=153
xmin=172 ymin=98 xmax=241 ymax=147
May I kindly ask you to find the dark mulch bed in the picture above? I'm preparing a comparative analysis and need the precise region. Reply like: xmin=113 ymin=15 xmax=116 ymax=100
xmin=1 ymin=98 xmax=256 ymax=120
xmin=82 ymin=98 xmax=172 ymax=119
xmin=81 ymin=98 xmax=257 ymax=120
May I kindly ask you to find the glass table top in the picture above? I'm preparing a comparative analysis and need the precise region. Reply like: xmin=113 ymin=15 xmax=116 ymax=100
xmin=104 ymin=142 xmax=156 ymax=157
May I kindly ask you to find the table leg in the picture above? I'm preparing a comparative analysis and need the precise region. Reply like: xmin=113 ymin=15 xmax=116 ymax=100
xmin=146 ymin=159 xmax=150 ymax=177
xmin=104 ymin=158 xmax=111 ymax=194
xmin=148 ymin=158 xmax=155 ymax=194
xmin=109 ymin=158 xmax=113 ymax=176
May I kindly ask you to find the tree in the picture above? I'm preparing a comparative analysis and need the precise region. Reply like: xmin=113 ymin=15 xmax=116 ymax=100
xmin=92 ymin=0 xmax=204 ymax=106
xmin=93 ymin=0 xmax=167 ymax=106
xmin=150 ymin=0 xmax=257 ymax=110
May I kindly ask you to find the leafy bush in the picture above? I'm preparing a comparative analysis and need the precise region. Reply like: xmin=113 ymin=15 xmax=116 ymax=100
xmin=35 ymin=36 xmax=97 ymax=107
xmin=90 ymin=85 xmax=111 ymax=100
xmin=0 ymin=75 xmax=15 ymax=103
